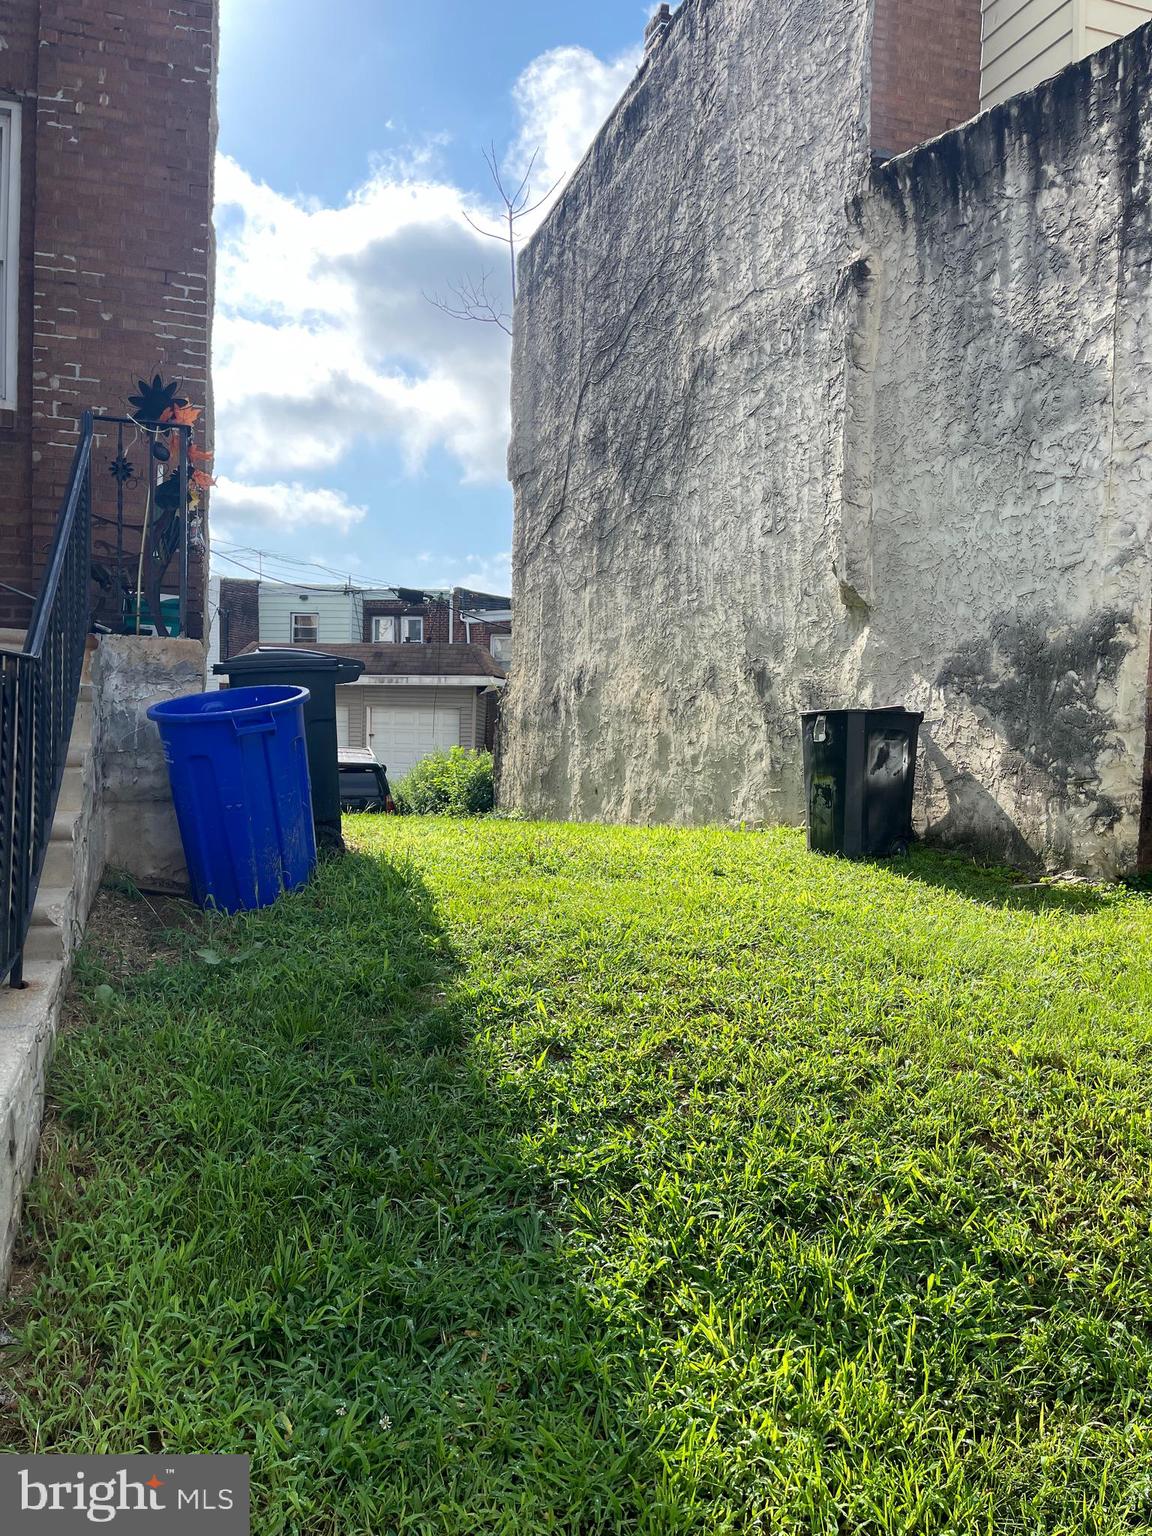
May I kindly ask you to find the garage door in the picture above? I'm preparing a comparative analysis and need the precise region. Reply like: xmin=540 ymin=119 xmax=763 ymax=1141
xmin=368 ymin=702 xmax=461 ymax=777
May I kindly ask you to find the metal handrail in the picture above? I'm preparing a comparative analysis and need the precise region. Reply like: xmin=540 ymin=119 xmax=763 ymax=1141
xmin=0 ymin=411 xmax=94 ymax=987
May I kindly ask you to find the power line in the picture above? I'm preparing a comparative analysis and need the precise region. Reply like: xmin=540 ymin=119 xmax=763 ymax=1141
xmin=212 ymin=538 xmax=412 ymax=592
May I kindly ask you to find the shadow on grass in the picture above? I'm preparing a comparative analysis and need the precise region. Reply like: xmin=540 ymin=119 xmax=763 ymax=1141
xmin=866 ymin=844 xmax=1125 ymax=914
xmin=5 ymin=850 xmax=669 ymax=1535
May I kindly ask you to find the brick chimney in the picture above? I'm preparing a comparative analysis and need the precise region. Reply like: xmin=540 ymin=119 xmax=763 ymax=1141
xmin=645 ymin=4 xmax=673 ymax=54
xmin=870 ymin=0 xmax=982 ymax=159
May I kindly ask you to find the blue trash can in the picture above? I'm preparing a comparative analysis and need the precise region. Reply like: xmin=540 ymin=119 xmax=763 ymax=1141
xmin=147 ymin=685 xmax=318 ymax=913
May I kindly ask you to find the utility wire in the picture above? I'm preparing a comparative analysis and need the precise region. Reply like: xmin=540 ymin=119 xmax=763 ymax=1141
xmin=213 ymin=539 xmax=410 ymax=593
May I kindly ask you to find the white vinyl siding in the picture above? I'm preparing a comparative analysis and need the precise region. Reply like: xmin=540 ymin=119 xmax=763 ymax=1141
xmin=1085 ymin=0 xmax=1152 ymax=48
xmin=981 ymin=0 xmax=1074 ymax=106
xmin=0 ymin=102 xmax=21 ymax=411
xmin=981 ymin=0 xmax=1152 ymax=108
xmin=260 ymin=585 xmax=363 ymax=644
xmin=336 ymin=704 xmax=350 ymax=747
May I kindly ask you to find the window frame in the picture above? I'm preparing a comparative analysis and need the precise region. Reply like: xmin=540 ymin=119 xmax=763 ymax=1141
xmin=400 ymin=615 xmax=424 ymax=643
xmin=490 ymin=633 xmax=513 ymax=667
xmin=291 ymin=612 xmax=319 ymax=645
xmin=0 ymin=101 xmax=22 ymax=412
xmin=371 ymin=615 xmax=397 ymax=643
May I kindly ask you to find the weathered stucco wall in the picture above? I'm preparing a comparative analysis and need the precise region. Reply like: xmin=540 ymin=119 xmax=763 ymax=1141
xmin=852 ymin=32 xmax=1152 ymax=874
xmin=92 ymin=637 xmax=206 ymax=894
xmin=503 ymin=0 xmax=1152 ymax=877
xmin=504 ymin=0 xmax=874 ymax=828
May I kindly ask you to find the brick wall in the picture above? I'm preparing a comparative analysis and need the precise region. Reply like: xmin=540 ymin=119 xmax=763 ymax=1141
xmin=450 ymin=587 xmax=512 ymax=658
xmin=362 ymin=596 xmax=451 ymax=643
xmin=0 ymin=0 xmax=218 ymax=636
xmin=870 ymin=0 xmax=982 ymax=159
xmin=218 ymin=577 xmax=259 ymax=660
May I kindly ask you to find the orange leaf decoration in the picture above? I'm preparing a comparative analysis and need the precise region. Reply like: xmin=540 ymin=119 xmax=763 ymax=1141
xmin=189 ymin=444 xmax=214 ymax=467
xmin=191 ymin=468 xmax=217 ymax=490
xmin=163 ymin=403 xmax=202 ymax=428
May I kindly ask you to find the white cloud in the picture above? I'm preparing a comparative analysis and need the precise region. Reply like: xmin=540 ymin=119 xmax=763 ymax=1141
xmin=211 ymin=476 xmax=368 ymax=534
xmin=510 ymin=46 xmax=640 ymax=206
xmin=213 ymin=38 xmax=641 ymax=504
xmin=416 ymin=550 xmax=513 ymax=594
xmin=214 ymin=161 xmax=513 ymax=484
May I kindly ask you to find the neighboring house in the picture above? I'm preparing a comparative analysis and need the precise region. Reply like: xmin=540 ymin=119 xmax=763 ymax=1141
xmin=0 ymin=1 xmax=217 ymax=1280
xmin=0 ymin=0 xmax=216 ymax=639
xmin=502 ymin=0 xmax=1152 ymax=878
xmin=979 ymin=0 xmax=1152 ymax=109
xmin=218 ymin=578 xmax=511 ymax=771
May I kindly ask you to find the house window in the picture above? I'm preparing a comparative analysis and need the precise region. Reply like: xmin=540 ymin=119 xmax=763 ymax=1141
xmin=0 ymin=102 xmax=22 ymax=411
xmin=400 ymin=615 xmax=424 ymax=643
xmin=490 ymin=633 xmax=513 ymax=667
xmin=371 ymin=616 xmax=397 ymax=642
xmin=292 ymin=612 xmax=318 ymax=644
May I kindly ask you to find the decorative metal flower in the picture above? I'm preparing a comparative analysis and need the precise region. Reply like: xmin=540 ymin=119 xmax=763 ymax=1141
xmin=127 ymin=374 xmax=188 ymax=425
xmin=108 ymin=453 xmax=136 ymax=485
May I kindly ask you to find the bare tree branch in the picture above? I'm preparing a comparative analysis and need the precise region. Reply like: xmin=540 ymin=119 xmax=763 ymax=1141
xmin=423 ymin=270 xmax=513 ymax=336
xmin=427 ymin=143 xmax=563 ymax=331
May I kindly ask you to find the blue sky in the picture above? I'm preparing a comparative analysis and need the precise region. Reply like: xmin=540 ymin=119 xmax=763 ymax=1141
xmin=211 ymin=0 xmax=656 ymax=596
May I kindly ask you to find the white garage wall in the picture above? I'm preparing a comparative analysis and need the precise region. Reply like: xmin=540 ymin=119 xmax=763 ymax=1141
xmin=335 ymin=684 xmax=488 ymax=766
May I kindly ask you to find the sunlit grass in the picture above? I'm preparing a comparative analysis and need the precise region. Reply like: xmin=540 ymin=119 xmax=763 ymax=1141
xmin=6 ymin=818 xmax=1152 ymax=1533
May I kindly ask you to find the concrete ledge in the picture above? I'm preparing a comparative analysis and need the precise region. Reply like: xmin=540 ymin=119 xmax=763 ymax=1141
xmin=0 ymin=961 xmax=65 ymax=1280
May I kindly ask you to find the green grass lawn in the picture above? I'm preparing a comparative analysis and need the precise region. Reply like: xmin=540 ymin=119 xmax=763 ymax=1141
xmin=5 ymin=819 xmax=1152 ymax=1533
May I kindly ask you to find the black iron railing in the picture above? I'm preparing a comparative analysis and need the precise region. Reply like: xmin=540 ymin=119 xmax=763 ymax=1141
xmin=0 ymin=412 xmax=94 ymax=987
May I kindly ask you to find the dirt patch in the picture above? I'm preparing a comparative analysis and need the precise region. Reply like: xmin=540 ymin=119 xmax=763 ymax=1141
xmin=60 ymin=881 xmax=202 ymax=1033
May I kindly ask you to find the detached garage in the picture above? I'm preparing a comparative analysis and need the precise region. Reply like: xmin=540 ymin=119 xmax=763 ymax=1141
xmin=230 ymin=641 xmax=507 ymax=777
xmin=328 ymin=643 xmax=506 ymax=777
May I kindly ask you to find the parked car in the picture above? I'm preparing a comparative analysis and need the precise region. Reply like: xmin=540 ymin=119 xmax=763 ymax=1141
xmin=338 ymin=748 xmax=395 ymax=813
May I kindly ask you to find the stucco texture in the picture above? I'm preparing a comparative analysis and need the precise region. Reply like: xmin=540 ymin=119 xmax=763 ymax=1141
xmin=502 ymin=0 xmax=1152 ymax=877
xmin=854 ymin=36 xmax=1152 ymax=874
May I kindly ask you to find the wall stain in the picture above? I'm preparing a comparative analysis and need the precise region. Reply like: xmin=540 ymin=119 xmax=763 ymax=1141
xmin=937 ymin=609 xmax=1135 ymax=798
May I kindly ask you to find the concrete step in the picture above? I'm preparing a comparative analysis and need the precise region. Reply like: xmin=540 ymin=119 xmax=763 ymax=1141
xmin=24 ymin=887 xmax=71 ymax=964
xmin=42 ymin=810 xmax=79 ymax=888
xmin=57 ymin=764 xmax=85 ymax=813
xmin=51 ymin=807 xmax=79 ymax=843
xmin=0 ymin=634 xmax=97 ymax=674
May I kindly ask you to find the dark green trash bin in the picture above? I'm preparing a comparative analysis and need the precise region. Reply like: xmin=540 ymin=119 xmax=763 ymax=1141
xmin=801 ymin=707 xmax=922 ymax=858
xmin=214 ymin=648 xmax=365 ymax=853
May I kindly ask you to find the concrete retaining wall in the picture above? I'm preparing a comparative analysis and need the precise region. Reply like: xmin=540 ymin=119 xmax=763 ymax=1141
xmin=91 ymin=637 xmax=206 ymax=895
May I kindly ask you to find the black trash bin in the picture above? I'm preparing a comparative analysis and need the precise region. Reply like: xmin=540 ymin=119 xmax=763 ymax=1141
xmin=214 ymin=648 xmax=365 ymax=853
xmin=801 ymin=707 xmax=922 ymax=859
